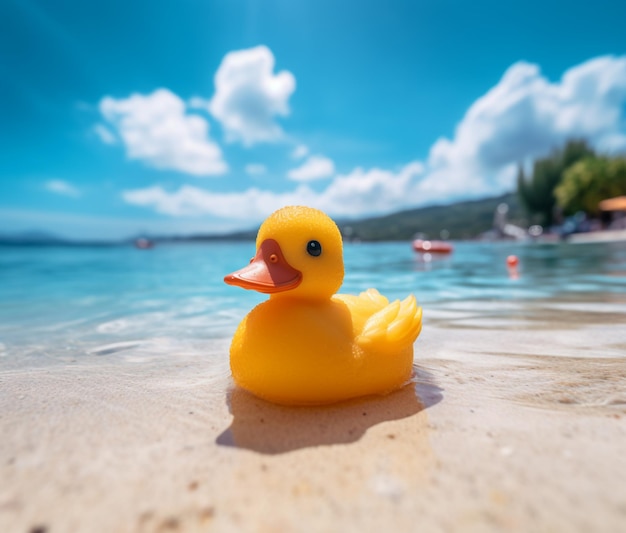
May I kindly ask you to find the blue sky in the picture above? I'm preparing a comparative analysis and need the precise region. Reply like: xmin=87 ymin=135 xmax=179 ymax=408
xmin=2 ymin=0 xmax=626 ymax=240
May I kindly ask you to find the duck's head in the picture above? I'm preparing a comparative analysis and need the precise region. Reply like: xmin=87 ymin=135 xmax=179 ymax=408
xmin=224 ymin=206 xmax=344 ymax=300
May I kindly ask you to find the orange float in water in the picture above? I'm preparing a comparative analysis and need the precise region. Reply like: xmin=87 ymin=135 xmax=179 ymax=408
xmin=224 ymin=206 xmax=423 ymax=406
xmin=412 ymin=239 xmax=453 ymax=254
xmin=506 ymin=255 xmax=520 ymax=279
xmin=506 ymin=255 xmax=519 ymax=267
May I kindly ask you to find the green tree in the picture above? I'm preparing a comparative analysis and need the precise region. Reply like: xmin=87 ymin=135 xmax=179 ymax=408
xmin=517 ymin=140 xmax=595 ymax=226
xmin=555 ymin=156 xmax=626 ymax=216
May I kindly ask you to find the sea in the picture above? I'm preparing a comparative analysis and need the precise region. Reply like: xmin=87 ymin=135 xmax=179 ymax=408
xmin=1 ymin=240 xmax=626 ymax=365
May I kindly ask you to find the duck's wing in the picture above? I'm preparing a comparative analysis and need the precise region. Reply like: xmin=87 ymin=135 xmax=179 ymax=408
xmin=334 ymin=288 xmax=389 ymax=324
xmin=335 ymin=289 xmax=423 ymax=351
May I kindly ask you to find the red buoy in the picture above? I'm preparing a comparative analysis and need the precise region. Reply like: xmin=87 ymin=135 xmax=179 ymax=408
xmin=506 ymin=255 xmax=519 ymax=267
xmin=413 ymin=239 xmax=453 ymax=254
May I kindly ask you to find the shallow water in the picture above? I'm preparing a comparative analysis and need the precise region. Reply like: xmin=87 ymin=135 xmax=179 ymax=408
xmin=1 ymin=240 xmax=625 ymax=364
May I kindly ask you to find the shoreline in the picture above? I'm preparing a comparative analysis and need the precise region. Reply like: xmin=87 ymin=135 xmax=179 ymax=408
xmin=1 ymin=307 xmax=626 ymax=532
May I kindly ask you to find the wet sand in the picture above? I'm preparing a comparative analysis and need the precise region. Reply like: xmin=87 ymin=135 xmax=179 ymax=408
xmin=1 ymin=300 xmax=626 ymax=533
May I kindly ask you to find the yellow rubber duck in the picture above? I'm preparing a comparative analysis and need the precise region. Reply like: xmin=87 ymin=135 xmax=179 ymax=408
xmin=224 ymin=206 xmax=423 ymax=405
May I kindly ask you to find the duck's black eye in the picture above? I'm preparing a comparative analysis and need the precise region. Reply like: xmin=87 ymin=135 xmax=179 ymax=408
xmin=306 ymin=240 xmax=322 ymax=257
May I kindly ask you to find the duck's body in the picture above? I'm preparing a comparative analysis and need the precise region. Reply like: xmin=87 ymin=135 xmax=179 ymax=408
xmin=224 ymin=206 xmax=422 ymax=405
xmin=230 ymin=289 xmax=420 ymax=405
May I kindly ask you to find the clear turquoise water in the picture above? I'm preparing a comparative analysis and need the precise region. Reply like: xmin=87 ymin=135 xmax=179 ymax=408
xmin=1 ymin=241 xmax=626 ymax=360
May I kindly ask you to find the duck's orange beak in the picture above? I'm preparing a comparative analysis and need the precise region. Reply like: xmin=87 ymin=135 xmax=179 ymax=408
xmin=224 ymin=239 xmax=302 ymax=294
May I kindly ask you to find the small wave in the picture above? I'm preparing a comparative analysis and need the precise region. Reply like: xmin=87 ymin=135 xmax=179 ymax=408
xmin=88 ymin=341 xmax=145 ymax=355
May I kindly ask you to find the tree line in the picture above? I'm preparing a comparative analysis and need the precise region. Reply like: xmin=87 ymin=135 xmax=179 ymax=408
xmin=516 ymin=140 xmax=626 ymax=227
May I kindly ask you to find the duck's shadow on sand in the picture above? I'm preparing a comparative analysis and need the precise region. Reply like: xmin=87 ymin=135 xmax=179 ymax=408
xmin=216 ymin=367 xmax=442 ymax=454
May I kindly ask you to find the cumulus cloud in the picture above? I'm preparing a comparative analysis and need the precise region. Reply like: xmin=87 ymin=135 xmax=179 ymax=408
xmin=245 ymin=163 xmax=267 ymax=176
xmin=287 ymin=155 xmax=335 ymax=181
xmin=99 ymin=89 xmax=227 ymax=176
xmin=207 ymin=45 xmax=296 ymax=146
xmin=122 ymin=184 xmax=314 ymax=219
xmin=122 ymin=55 xmax=626 ymax=221
xmin=291 ymin=144 xmax=309 ymax=159
xmin=317 ymin=162 xmax=425 ymax=214
xmin=419 ymin=55 xmax=626 ymax=198
xmin=122 ymin=162 xmax=424 ymax=219
xmin=45 ymin=179 xmax=81 ymax=198
xmin=93 ymin=124 xmax=116 ymax=144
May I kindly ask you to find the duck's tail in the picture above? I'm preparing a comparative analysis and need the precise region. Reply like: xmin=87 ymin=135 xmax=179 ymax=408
xmin=355 ymin=290 xmax=423 ymax=352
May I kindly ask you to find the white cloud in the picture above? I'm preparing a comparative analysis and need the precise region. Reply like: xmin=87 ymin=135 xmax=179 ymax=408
xmin=122 ymin=162 xmax=425 ymax=219
xmin=99 ymin=89 xmax=227 ymax=176
xmin=123 ymin=55 xmax=626 ymax=222
xmin=93 ymin=124 xmax=116 ymax=144
xmin=321 ymin=162 xmax=425 ymax=214
xmin=123 ymin=184 xmax=314 ymax=219
xmin=45 ymin=180 xmax=81 ymax=198
xmin=187 ymin=96 xmax=206 ymax=110
xmin=419 ymin=55 xmax=626 ymax=198
xmin=207 ymin=45 xmax=296 ymax=146
xmin=291 ymin=144 xmax=309 ymax=159
xmin=287 ymin=155 xmax=335 ymax=181
xmin=245 ymin=163 xmax=267 ymax=176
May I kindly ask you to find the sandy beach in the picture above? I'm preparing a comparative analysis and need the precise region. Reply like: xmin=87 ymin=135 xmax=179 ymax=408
xmin=4 ymin=0 xmax=626 ymax=528
xmin=1 ymin=296 xmax=626 ymax=533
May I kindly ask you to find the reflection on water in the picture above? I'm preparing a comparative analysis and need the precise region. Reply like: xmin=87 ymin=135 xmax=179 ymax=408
xmin=349 ymin=241 xmax=626 ymax=303
xmin=0 ymin=241 xmax=625 ymax=358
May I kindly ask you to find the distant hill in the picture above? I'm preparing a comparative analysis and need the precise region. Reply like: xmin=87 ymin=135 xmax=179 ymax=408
xmin=0 ymin=230 xmax=65 ymax=244
xmin=336 ymin=192 xmax=527 ymax=241
xmin=159 ymin=229 xmax=258 ymax=243
xmin=0 ymin=192 xmax=528 ymax=245
xmin=175 ymin=192 xmax=527 ymax=242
